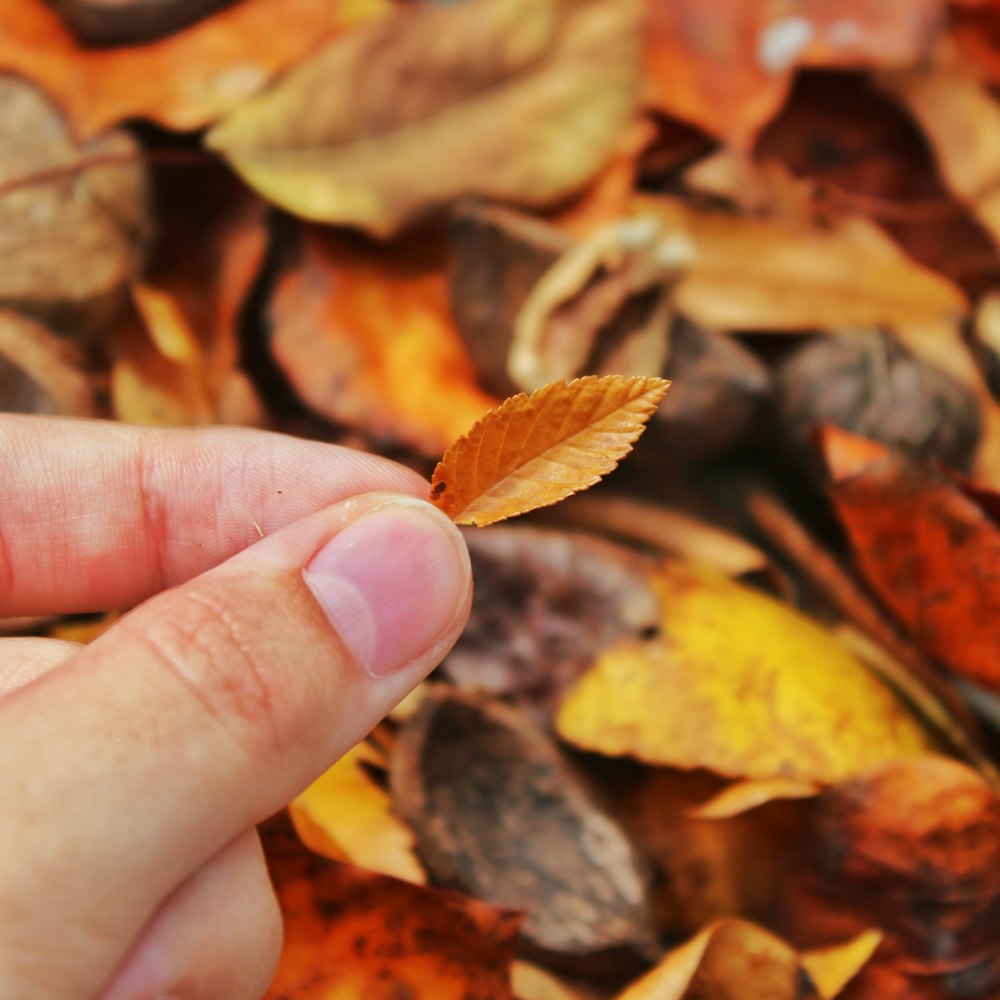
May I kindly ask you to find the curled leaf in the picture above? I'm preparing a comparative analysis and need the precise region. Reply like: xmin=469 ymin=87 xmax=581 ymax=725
xmin=430 ymin=374 xmax=669 ymax=526
xmin=206 ymin=0 xmax=643 ymax=235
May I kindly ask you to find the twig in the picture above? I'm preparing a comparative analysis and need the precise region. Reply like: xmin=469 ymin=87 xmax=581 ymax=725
xmin=0 ymin=148 xmax=213 ymax=200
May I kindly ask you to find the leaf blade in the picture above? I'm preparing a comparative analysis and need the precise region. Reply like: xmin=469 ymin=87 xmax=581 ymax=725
xmin=204 ymin=0 xmax=642 ymax=235
xmin=430 ymin=374 xmax=669 ymax=526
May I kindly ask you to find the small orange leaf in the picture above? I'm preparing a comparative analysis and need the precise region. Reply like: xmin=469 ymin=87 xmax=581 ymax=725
xmin=430 ymin=375 xmax=669 ymax=527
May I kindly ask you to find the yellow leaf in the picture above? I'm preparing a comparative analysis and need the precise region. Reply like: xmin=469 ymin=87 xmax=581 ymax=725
xmin=132 ymin=283 xmax=202 ymax=366
xmin=615 ymin=920 xmax=819 ymax=1000
xmin=556 ymin=561 xmax=933 ymax=783
xmin=430 ymin=375 xmax=670 ymax=527
xmin=801 ymin=930 xmax=883 ymax=1000
xmin=289 ymin=742 xmax=425 ymax=885
xmin=205 ymin=0 xmax=642 ymax=235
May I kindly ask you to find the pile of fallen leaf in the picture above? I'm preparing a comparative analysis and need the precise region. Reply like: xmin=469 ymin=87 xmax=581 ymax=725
xmin=6 ymin=0 xmax=1000 ymax=997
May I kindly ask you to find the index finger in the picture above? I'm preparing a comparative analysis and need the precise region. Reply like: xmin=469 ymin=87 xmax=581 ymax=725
xmin=0 ymin=415 xmax=428 ymax=616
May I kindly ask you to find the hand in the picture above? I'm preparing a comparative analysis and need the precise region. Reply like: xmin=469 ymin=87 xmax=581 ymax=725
xmin=0 ymin=416 xmax=472 ymax=1000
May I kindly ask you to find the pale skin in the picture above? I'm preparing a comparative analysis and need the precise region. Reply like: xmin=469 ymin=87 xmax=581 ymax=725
xmin=0 ymin=416 xmax=474 ymax=999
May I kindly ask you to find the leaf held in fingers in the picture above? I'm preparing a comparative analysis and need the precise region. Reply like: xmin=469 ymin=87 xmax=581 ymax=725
xmin=430 ymin=375 xmax=670 ymax=527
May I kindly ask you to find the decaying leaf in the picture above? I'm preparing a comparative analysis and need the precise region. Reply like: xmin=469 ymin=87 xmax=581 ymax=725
xmin=822 ymin=427 xmax=1000 ymax=693
xmin=775 ymin=330 xmax=981 ymax=476
xmin=264 ymin=816 xmax=521 ymax=1000
xmin=0 ymin=0 xmax=369 ymax=139
xmin=445 ymin=526 xmax=661 ymax=720
xmin=449 ymin=203 xmax=770 ymax=464
xmin=448 ymin=200 xmax=570 ymax=398
xmin=0 ymin=75 xmax=148 ymax=336
xmin=634 ymin=196 xmax=967 ymax=331
xmin=781 ymin=756 xmax=1000 ymax=997
xmin=430 ymin=375 xmax=670 ymax=527
xmin=507 ymin=217 xmax=677 ymax=392
xmin=270 ymin=225 xmax=496 ymax=455
xmin=880 ymin=61 xmax=1000 ymax=251
xmin=289 ymin=741 xmax=425 ymax=885
xmin=390 ymin=689 xmax=657 ymax=970
xmin=556 ymin=560 xmax=934 ymax=783
xmin=613 ymin=767 xmax=809 ymax=937
xmin=206 ymin=0 xmax=643 ymax=234
xmin=646 ymin=315 xmax=772 ymax=464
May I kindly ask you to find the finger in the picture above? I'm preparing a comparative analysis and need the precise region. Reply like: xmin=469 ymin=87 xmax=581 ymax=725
xmin=97 ymin=831 xmax=280 ymax=1000
xmin=0 ymin=415 xmax=428 ymax=616
xmin=0 ymin=492 xmax=471 ymax=998
xmin=0 ymin=637 xmax=79 ymax=695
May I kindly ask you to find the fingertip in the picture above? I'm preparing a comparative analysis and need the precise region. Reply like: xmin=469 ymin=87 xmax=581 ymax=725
xmin=304 ymin=496 xmax=471 ymax=679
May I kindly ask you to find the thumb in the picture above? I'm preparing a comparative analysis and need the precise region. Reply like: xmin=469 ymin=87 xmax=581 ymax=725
xmin=0 ymin=493 xmax=470 ymax=999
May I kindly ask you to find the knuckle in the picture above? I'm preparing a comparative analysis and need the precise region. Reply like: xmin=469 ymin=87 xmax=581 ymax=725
xmin=126 ymin=586 xmax=294 ymax=758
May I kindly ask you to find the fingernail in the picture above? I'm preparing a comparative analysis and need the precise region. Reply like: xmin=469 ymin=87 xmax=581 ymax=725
xmin=304 ymin=500 xmax=470 ymax=677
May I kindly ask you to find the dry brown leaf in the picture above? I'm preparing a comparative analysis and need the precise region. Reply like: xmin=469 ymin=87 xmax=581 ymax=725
xmin=445 ymin=526 xmax=661 ymax=721
xmin=634 ymin=196 xmax=967 ymax=331
xmin=0 ymin=0 xmax=377 ymax=139
xmin=0 ymin=309 xmax=96 ymax=417
xmin=773 ymin=329 xmax=981 ymax=476
xmin=390 ymin=689 xmax=656 ymax=968
xmin=0 ymin=75 xmax=149 ymax=336
xmin=206 ymin=0 xmax=643 ymax=235
xmin=613 ymin=767 xmax=808 ymax=937
xmin=430 ymin=375 xmax=670 ymax=527
xmin=110 ymin=172 xmax=266 ymax=428
xmin=879 ymin=61 xmax=1000 ymax=249
xmin=893 ymin=319 xmax=1000 ymax=490
xmin=508 ymin=218 xmax=676 ymax=391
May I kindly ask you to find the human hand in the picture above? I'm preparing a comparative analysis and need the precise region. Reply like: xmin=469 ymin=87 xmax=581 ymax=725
xmin=0 ymin=416 xmax=473 ymax=1000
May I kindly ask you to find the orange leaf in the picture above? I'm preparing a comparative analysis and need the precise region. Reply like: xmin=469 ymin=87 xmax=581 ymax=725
xmin=644 ymin=0 xmax=943 ymax=148
xmin=270 ymin=225 xmax=497 ymax=456
xmin=430 ymin=375 xmax=669 ymax=527
xmin=822 ymin=426 xmax=1000 ymax=693
xmin=0 ymin=0 xmax=381 ymax=139
xmin=264 ymin=818 xmax=521 ymax=1000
